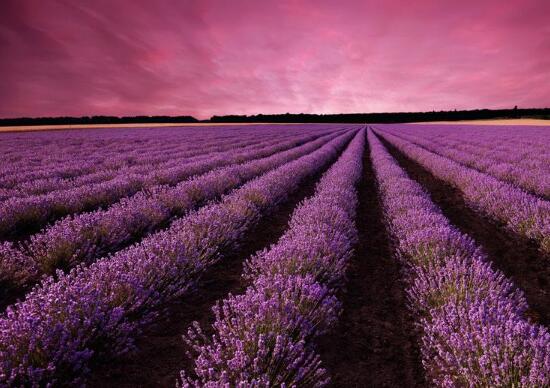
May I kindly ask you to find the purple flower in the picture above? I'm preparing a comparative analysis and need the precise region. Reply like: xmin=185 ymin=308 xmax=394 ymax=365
xmin=182 ymin=129 xmax=365 ymax=387
xmin=368 ymin=128 xmax=550 ymax=386
xmin=0 ymin=126 xmax=358 ymax=385
xmin=374 ymin=126 xmax=550 ymax=255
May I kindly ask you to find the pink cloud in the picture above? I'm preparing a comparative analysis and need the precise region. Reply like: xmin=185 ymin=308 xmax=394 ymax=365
xmin=0 ymin=0 xmax=549 ymax=119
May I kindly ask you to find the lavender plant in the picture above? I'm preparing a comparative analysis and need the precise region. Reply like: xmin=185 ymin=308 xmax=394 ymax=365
xmin=0 ymin=129 xmax=338 ymax=239
xmin=368 ymin=129 xmax=550 ymax=386
xmin=374 ymin=128 xmax=550 ymax=255
xmin=377 ymin=124 xmax=549 ymax=197
xmin=0 ymin=128 xmax=357 ymax=386
xmin=0 ymin=130 xmax=342 ymax=296
xmin=181 ymin=129 xmax=365 ymax=386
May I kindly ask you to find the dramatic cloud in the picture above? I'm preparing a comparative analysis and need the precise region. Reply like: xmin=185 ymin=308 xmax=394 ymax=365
xmin=0 ymin=0 xmax=549 ymax=118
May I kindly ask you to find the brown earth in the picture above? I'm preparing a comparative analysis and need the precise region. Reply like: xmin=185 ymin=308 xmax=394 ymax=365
xmin=316 ymin=141 xmax=427 ymax=388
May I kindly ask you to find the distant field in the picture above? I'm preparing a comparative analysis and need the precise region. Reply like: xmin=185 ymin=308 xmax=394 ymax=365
xmin=415 ymin=118 xmax=550 ymax=125
xmin=0 ymin=122 xmax=291 ymax=133
xmin=1 ymin=117 xmax=548 ymax=133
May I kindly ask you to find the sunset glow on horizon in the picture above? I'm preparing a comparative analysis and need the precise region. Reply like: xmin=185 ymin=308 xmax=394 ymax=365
xmin=1 ymin=0 xmax=549 ymax=119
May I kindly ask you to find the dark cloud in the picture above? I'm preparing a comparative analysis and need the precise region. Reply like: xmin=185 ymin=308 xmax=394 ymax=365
xmin=1 ymin=0 xmax=548 ymax=118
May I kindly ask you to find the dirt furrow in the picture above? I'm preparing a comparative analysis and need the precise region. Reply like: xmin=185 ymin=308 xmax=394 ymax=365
xmin=317 ymin=140 xmax=426 ymax=388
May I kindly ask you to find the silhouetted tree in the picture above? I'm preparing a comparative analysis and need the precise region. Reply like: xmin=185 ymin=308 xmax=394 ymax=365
xmin=0 ymin=115 xmax=198 ymax=127
xmin=1 ymin=108 xmax=549 ymax=127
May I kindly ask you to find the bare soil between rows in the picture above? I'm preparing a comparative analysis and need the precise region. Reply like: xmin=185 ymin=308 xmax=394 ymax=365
xmin=88 ymin=154 xmax=337 ymax=387
xmin=377 ymin=133 xmax=550 ymax=326
xmin=317 ymin=141 xmax=426 ymax=388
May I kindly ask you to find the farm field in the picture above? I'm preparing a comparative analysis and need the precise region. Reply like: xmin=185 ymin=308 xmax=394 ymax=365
xmin=0 ymin=123 xmax=548 ymax=387
xmin=414 ymin=118 xmax=550 ymax=126
xmin=0 ymin=122 xmax=308 ymax=133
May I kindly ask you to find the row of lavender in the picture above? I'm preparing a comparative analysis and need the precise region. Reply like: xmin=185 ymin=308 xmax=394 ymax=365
xmin=0 ymin=130 xmax=289 ymax=200
xmin=376 ymin=124 xmax=549 ymax=198
xmin=0 ymin=128 xmax=357 ymax=386
xmin=393 ymin=124 xmax=549 ymax=157
xmin=0 ymin=128 xmax=339 ymax=239
xmin=0 ymin=127 xmax=194 ymax=177
xmin=0 ymin=125 xmax=339 ymax=183
xmin=181 ymin=129 xmax=365 ymax=386
xmin=392 ymin=124 xmax=549 ymax=155
xmin=0 ymin=129 xmax=342 ymax=301
xmin=0 ymin=125 xmax=303 ymax=182
xmin=0 ymin=126 xmax=260 ymax=188
xmin=0 ymin=130 xmax=273 ymax=233
xmin=1 ymin=127 xmax=332 ymax=196
xmin=373 ymin=128 xmax=550 ymax=255
xmin=368 ymin=129 xmax=549 ymax=386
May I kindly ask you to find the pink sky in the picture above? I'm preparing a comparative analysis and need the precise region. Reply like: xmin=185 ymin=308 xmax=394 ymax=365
xmin=1 ymin=0 xmax=549 ymax=119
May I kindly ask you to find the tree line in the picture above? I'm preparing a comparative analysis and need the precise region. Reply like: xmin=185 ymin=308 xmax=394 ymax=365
xmin=1 ymin=108 xmax=549 ymax=126
xmin=0 ymin=115 xmax=198 ymax=126
xmin=209 ymin=107 xmax=550 ymax=123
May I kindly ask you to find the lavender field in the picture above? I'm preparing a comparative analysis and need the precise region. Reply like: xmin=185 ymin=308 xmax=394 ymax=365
xmin=0 ymin=124 xmax=549 ymax=387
